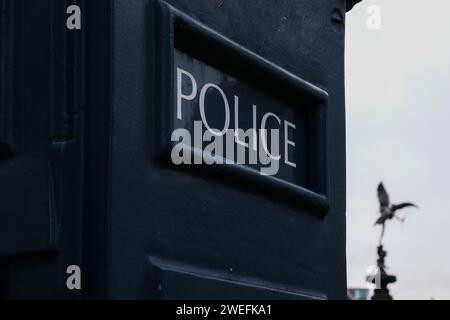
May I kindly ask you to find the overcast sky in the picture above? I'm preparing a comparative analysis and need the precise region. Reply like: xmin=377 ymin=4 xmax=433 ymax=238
xmin=346 ymin=0 xmax=450 ymax=300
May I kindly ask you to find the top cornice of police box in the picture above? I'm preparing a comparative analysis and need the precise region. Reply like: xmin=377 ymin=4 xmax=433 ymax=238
xmin=346 ymin=0 xmax=362 ymax=12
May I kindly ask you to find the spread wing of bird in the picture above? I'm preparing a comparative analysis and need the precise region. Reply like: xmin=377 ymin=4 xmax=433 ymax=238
xmin=377 ymin=182 xmax=390 ymax=211
xmin=391 ymin=202 xmax=418 ymax=212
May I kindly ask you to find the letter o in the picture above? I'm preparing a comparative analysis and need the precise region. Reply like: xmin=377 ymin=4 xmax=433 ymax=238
xmin=199 ymin=83 xmax=230 ymax=136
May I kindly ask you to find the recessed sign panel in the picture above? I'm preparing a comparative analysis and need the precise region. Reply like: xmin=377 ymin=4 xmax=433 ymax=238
xmin=155 ymin=7 xmax=328 ymax=212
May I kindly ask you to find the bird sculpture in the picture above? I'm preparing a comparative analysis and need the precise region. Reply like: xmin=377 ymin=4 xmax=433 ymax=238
xmin=375 ymin=182 xmax=418 ymax=244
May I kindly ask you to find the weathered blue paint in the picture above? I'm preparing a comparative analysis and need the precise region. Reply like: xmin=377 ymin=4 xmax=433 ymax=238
xmin=0 ymin=0 xmax=360 ymax=299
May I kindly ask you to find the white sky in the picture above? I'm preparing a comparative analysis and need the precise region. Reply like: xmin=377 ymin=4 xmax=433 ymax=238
xmin=346 ymin=0 xmax=450 ymax=300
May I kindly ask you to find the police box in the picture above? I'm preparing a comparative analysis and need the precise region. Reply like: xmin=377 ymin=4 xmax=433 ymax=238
xmin=0 ymin=0 xmax=361 ymax=299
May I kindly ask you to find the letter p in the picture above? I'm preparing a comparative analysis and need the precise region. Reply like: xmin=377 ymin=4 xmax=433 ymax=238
xmin=177 ymin=67 xmax=197 ymax=120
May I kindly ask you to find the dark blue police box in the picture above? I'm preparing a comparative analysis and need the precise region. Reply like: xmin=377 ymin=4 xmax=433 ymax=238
xmin=0 ymin=0 xmax=361 ymax=299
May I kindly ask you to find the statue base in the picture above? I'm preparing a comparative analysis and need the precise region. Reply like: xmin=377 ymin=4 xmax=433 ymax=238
xmin=368 ymin=245 xmax=397 ymax=300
